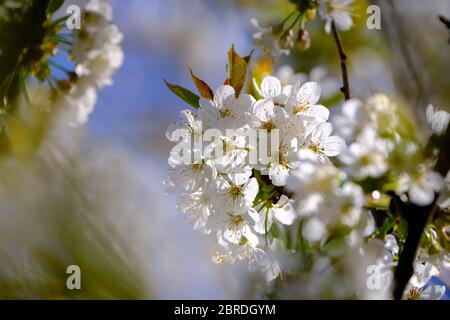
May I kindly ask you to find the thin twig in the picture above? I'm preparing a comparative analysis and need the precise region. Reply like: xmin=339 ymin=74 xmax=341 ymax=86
xmin=330 ymin=21 xmax=350 ymax=100
xmin=439 ymin=15 xmax=450 ymax=44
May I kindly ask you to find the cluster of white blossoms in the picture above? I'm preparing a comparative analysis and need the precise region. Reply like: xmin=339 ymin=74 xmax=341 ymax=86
xmin=333 ymin=94 xmax=449 ymax=207
xmin=57 ymin=0 xmax=123 ymax=126
xmin=251 ymin=0 xmax=355 ymax=58
xmin=166 ymin=74 xmax=348 ymax=280
xmin=166 ymin=70 xmax=450 ymax=294
xmin=166 ymin=0 xmax=450 ymax=296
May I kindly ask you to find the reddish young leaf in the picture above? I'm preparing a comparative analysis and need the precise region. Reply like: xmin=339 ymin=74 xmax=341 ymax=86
xmin=189 ymin=69 xmax=214 ymax=100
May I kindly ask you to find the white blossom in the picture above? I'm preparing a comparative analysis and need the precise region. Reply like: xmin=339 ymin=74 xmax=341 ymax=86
xmin=299 ymin=122 xmax=345 ymax=164
xmin=176 ymin=190 xmax=212 ymax=231
xmin=200 ymin=85 xmax=254 ymax=130
xmin=285 ymin=81 xmax=330 ymax=121
xmin=277 ymin=65 xmax=339 ymax=100
xmin=64 ymin=0 xmax=123 ymax=126
xmin=253 ymin=195 xmax=296 ymax=234
xmin=251 ymin=19 xmax=293 ymax=58
xmin=396 ymin=164 xmax=444 ymax=206
xmin=340 ymin=125 xmax=390 ymax=179
xmin=426 ymin=104 xmax=449 ymax=136
xmin=332 ymin=99 xmax=369 ymax=141
xmin=320 ymin=0 xmax=354 ymax=33
xmin=207 ymin=171 xmax=259 ymax=216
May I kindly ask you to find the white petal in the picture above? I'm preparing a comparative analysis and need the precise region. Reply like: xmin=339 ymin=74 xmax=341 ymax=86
xmin=323 ymin=135 xmax=346 ymax=156
xmin=273 ymin=203 xmax=296 ymax=225
xmin=426 ymin=104 xmax=435 ymax=124
xmin=297 ymin=82 xmax=321 ymax=105
xmin=269 ymin=165 xmax=290 ymax=186
xmin=215 ymin=85 xmax=235 ymax=105
xmin=409 ymin=183 xmax=435 ymax=206
xmin=253 ymin=99 xmax=275 ymax=122
xmin=236 ymin=93 xmax=255 ymax=111
xmin=427 ymin=171 xmax=445 ymax=192
xmin=303 ymin=218 xmax=327 ymax=242
xmin=332 ymin=12 xmax=353 ymax=31
xmin=310 ymin=105 xmax=330 ymax=121
xmin=311 ymin=122 xmax=332 ymax=141
xmin=261 ymin=76 xmax=282 ymax=98
xmin=243 ymin=178 xmax=259 ymax=204
xmin=243 ymin=225 xmax=259 ymax=247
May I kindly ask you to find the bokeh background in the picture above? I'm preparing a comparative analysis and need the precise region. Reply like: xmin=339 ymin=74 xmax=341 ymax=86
xmin=1 ymin=0 xmax=449 ymax=299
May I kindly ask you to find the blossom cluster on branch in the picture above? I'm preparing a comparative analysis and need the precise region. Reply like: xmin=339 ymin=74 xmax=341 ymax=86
xmin=165 ymin=0 xmax=450 ymax=299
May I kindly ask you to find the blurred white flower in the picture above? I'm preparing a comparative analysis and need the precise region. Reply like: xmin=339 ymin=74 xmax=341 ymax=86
xmin=251 ymin=18 xmax=292 ymax=58
xmin=437 ymin=171 xmax=450 ymax=209
xmin=176 ymin=190 xmax=212 ymax=231
xmin=332 ymin=99 xmax=369 ymax=141
xmin=63 ymin=0 xmax=124 ymax=127
xmin=320 ymin=0 xmax=354 ymax=33
xmin=291 ymin=164 xmax=363 ymax=231
xmin=340 ymin=125 xmax=390 ymax=179
xmin=277 ymin=66 xmax=339 ymax=100
xmin=426 ymin=104 xmax=449 ymax=136
xmin=396 ymin=164 xmax=444 ymax=206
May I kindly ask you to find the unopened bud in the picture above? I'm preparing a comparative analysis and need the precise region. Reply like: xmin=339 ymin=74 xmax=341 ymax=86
xmin=306 ymin=8 xmax=316 ymax=21
xmin=296 ymin=28 xmax=311 ymax=50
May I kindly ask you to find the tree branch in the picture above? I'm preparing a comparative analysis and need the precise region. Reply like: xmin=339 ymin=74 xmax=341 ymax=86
xmin=330 ymin=21 xmax=350 ymax=100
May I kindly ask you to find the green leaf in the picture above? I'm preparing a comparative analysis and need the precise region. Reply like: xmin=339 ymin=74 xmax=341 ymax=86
xmin=262 ymin=184 xmax=275 ymax=193
xmin=226 ymin=44 xmax=249 ymax=97
xmin=189 ymin=69 xmax=214 ymax=99
xmin=164 ymin=79 xmax=200 ymax=109
xmin=269 ymin=223 xmax=281 ymax=239
xmin=295 ymin=220 xmax=313 ymax=270
xmin=47 ymin=0 xmax=65 ymax=14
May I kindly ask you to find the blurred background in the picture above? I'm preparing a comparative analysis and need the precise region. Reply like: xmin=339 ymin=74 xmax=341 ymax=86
xmin=0 ymin=0 xmax=449 ymax=299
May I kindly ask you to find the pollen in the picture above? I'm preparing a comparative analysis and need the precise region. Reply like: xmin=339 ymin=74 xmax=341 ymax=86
xmin=229 ymin=185 xmax=242 ymax=199
xmin=293 ymin=102 xmax=310 ymax=114
xmin=231 ymin=215 xmax=244 ymax=225
xmin=407 ymin=287 xmax=422 ymax=300
xmin=191 ymin=162 xmax=202 ymax=170
xmin=360 ymin=154 xmax=373 ymax=166
xmin=261 ymin=121 xmax=277 ymax=131
xmin=219 ymin=107 xmax=233 ymax=118
xmin=310 ymin=143 xmax=323 ymax=153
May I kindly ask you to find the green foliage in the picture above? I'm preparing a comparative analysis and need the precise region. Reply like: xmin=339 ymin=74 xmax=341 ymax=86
xmin=163 ymin=79 xmax=200 ymax=109
xmin=47 ymin=0 xmax=64 ymax=14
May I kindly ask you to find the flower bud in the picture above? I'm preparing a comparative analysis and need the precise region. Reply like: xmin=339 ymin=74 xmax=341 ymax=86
xmin=296 ymin=28 xmax=311 ymax=50
xmin=306 ymin=8 xmax=316 ymax=21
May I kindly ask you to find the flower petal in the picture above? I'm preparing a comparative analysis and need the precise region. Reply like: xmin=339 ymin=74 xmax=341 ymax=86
xmin=297 ymin=82 xmax=321 ymax=105
xmin=261 ymin=76 xmax=282 ymax=98
xmin=323 ymin=135 xmax=346 ymax=156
